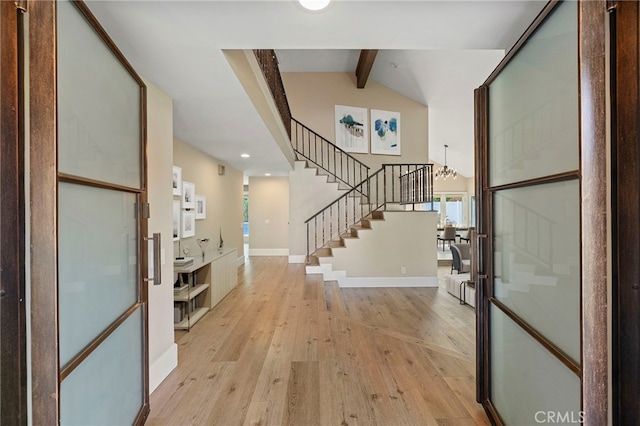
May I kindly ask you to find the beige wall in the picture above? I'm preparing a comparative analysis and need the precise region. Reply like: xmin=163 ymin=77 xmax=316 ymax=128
xmin=173 ymin=138 xmax=244 ymax=261
xmin=248 ymin=176 xmax=289 ymax=253
xmin=429 ymin=162 xmax=475 ymax=227
xmin=288 ymin=161 xmax=348 ymax=259
xmin=328 ymin=211 xmax=438 ymax=278
xmin=282 ymin=72 xmax=429 ymax=172
xmin=144 ymin=79 xmax=177 ymax=392
xmin=466 ymin=174 xmax=476 ymax=197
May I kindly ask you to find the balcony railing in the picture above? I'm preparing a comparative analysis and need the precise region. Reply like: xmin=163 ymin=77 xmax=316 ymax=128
xmin=253 ymin=49 xmax=292 ymax=138
xmin=399 ymin=165 xmax=434 ymax=209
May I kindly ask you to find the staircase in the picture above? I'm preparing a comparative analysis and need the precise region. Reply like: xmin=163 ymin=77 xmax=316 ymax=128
xmin=251 ymin=49 xmax=438 ymax=284
xmin=302 ymin=163 xmax=435 ymax=283
xmin=304 ymin=210 xmax=384 ymax=281
xmin=304 ymin=164 xmax=432 ymax=249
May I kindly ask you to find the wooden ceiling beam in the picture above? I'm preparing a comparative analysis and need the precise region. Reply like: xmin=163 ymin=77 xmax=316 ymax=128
xmin=355 ymin=49 xmax=378 ymax=89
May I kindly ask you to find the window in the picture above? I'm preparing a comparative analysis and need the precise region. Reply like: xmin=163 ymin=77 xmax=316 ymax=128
xmin=243 ymin=196 xmax=249 ymax=236
xmin=445 ymin=195 xmax=464 ymax=226
xmin=434 ymin=192 xmax=469 ymax=227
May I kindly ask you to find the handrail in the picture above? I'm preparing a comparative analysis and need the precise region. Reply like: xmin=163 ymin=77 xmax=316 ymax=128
xmin=305 ymin=168 xmax=383 ymax=225
xmin=305 ymin=164 xmax=433 ymax=262
xmin=292 ymin=118 xmax=370 ymax=189
xmin=253 ymin=49 xmax=292 ymax=138
xmin=252 ymin=50 xmax=368 ymax=189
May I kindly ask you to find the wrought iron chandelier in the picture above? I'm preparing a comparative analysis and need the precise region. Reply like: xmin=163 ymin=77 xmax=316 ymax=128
xmin=435 ymin=144 xmax=457 ymax=180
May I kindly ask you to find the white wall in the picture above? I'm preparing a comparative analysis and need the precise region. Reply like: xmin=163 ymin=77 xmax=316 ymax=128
xmin=144 ymin=79 xmax=178 ymax=393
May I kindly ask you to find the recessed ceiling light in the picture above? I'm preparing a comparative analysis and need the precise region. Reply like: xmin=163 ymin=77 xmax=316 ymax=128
xmin=265 ymin=173 xmax=271 ymax=176
xmin=241 ymin=153 xmax=250 ymax=158
xmin=298 ymin=0 xmax=330 ymax=11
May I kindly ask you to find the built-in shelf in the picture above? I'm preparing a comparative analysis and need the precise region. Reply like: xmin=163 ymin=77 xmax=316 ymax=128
xmin=173 ymin=248 xmax=238 ymax=331
xmin=174 ymin=307 xmax=209 ymax=330
xmin=174 ymin=283 xmax=209 ymax=302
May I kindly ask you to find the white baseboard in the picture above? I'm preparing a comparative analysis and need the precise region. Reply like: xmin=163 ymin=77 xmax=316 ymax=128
xmin=324 ymin=269 xmax=347 ymax=281
xmin=288 ymin=255 xmax=306 ymax=264
xmin=149 ymin=343 xmax=178 ymax=394
xmin=305 ymin=265 xmax=324 ymax=275
xmin=237 ymin=255 xmax=245 ymax=266
xmin=248 ymin=248 xmax=289 ymax=256
xmin=337 ymin=276 xmax=439 ymax=288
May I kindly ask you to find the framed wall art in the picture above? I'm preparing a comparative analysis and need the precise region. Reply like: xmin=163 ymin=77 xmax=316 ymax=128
xmin=181 ymin=210 xmax=196 ymax=238
xmin=172 ymin=166 xmax=182 ymax=196
xmin=371 ymin=109 xmax=401 ymax=155
xmin=172 ymin=200 xmax=181 ymax=241
xmin=182 ymin=181 xmax=196 ymax=209
xmin=334 ymin=105 xmax=368 ymax=153
xmin=195 ymin=195 xmax=206 ymax=220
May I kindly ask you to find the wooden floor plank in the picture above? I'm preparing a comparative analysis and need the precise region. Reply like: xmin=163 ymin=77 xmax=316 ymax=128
xmin=442 ymin=376 xmax=492 ymax=426
xmin=282 ymin=361 xmax=321 ymax=426
xmin=148 ymin=257 xmax=489 ymax=425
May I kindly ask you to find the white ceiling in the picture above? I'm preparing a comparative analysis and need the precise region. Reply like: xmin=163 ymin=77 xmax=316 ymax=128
xmin=85 ymin=0 xmax=547 ymax=178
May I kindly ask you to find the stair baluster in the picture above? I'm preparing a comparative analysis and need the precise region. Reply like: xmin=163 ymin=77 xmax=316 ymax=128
xmin=304 ymin=164 xmax=434 ymax=263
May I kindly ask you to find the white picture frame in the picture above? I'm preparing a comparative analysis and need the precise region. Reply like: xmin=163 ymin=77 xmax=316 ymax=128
xmin=182 ymin=181 xmax=196 ymax=209
xmin=195 ymin=195 xmax=206 ymax=220
xmin=371 ymin=109 xmax=401 ymax=155
xmin=181 ymin=210 xmax=196 ymax=238
xmin=334 ymin=105 xmax=368 ymax=153
xmin=172 ymin=200 xmax=181 ymax=241
xmin=172 ymin=166 xmax=182 ymax=196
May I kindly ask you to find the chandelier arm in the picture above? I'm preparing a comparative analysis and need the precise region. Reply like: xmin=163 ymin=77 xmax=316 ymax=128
xmin=435 ymin=144 xmax=457 ymax=180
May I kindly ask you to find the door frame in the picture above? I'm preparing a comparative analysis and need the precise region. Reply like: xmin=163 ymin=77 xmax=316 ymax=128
xmin=611 ymin=0 xmax=640 ymax=423
xmin=28 ymin=1 xmax=150 ymax=423
xmin=474 ymin=0 xmax=608 ymax=424
xmin=29 ymin=1 xmax=59 ymax=421
xmin=0 ymin=1 xmax=27 ymax=423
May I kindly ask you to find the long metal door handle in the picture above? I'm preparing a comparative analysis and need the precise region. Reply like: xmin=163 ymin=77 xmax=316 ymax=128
xmin=476 ymin=233 xmax=487 ymax=276
xmin=144 ymin=232 xmax=162 ymax=285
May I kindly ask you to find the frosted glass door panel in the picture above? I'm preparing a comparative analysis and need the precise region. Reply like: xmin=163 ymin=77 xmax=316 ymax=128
xmin=60 ymin=308 xmax=143 ymax=426
xmin=493 ymin=180 xmax=580 ymax=363
xmin=491 ymin=306 xmax=581 ymax=425
xmin=57 ymin=0 xmax=141 ymax=189
xmin=58 ymin=183 xmax=138 ymax=366
xmin=489 ymin=0 xmax=578 ymax=187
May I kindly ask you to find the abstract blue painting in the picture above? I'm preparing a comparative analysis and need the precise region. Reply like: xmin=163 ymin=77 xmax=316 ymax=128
xmin=371 ymin=109 xmax=401 ymax=155
xmin=335 ymin=105 xmax=369 ymax=153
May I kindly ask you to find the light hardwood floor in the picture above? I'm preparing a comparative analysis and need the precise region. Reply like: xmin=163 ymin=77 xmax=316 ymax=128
xmin=147 ymin=257 xmax=489 ymax=425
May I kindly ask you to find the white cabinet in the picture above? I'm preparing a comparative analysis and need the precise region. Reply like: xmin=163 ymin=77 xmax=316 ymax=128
xmin=173 ymin=248 xmax=237 ymax=330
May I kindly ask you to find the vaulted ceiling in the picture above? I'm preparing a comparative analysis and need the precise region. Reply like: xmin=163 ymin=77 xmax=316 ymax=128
xmin=86 ymin=0 xmax=547 ymax=178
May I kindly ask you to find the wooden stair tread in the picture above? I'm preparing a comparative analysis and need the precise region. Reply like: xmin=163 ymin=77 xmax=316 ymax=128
xmin=313 ymin=248 xmax=333 ymax=257
xmin=327 ymin=240 xmax=345 ymax=248
xmin=352 ymin=224 xmax=371 ymax=230
xmin=306 ymin=256 xmax=320 ymax=266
